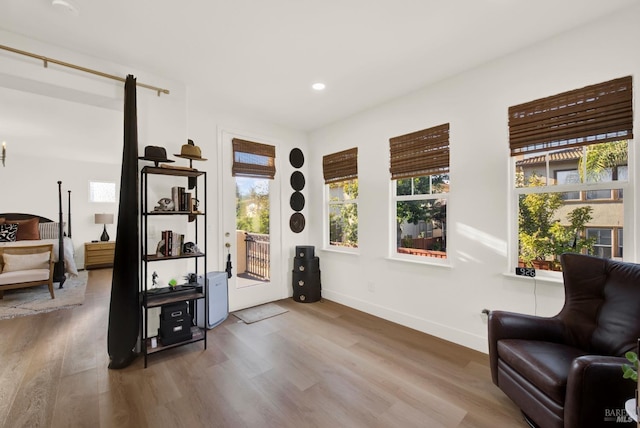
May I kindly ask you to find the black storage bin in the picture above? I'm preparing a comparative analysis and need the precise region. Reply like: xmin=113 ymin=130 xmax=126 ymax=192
xmin=159 ymin=302 xmax=193 ymax=345
xmin=161 ymin=301 xmax=188 ymax=319
xmin=292 ymin=246 xmax=321 ymax=303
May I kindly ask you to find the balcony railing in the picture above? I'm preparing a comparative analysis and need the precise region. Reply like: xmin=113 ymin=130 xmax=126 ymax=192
xmin=244 ymin=232 xmax=270 ymax=280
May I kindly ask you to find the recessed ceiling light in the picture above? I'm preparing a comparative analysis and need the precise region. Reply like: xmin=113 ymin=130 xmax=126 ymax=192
xmin=312 ymin=83 xmax=326 ymax=91
xmin=52 ymin=0 xmax=80 ymax=16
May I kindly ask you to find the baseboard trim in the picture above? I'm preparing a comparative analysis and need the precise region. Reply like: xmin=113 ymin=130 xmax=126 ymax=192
xmin=321 ymin=288 xmax=488 ymax=353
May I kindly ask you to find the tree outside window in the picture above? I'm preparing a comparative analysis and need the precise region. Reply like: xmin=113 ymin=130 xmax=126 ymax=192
xmin=328 ymin=179 xmax=358 ymax=248
xmin=395 ymin=174 xmax=448 ymax=258
xmin=236 ymin=177 xmax=269 ymax=234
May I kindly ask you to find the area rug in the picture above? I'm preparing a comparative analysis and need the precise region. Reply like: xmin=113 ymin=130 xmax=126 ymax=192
xmin=0 ymin=270 xmax=88 ymax=320
xmin=232 ymin=302 xmax=288 ymax=324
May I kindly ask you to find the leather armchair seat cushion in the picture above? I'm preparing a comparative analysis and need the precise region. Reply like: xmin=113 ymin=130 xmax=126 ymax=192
xmin=498 ymin=339 xmax=589 ymax=404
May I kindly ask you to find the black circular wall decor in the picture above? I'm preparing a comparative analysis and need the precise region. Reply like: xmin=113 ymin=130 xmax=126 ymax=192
xmin=290 ymin=191 xmax=305 ymax=212
xmin=290 ymin=212 xmax=306 ymax=233
xmin=290 ymin=170 xmax=305 ymax=191
xmin=289 ymin=148 xmax=304 ymax=168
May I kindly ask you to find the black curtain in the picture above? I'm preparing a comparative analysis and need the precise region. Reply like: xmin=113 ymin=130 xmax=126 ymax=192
xmin=107 ymin=75 xmax=140 ymax=369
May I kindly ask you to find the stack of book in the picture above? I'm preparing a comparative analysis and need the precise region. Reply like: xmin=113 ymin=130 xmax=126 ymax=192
xmin=171 ymin=186 xmax=193 ymax=212
xmin=160 ymin=230 xmax=185 ymax=257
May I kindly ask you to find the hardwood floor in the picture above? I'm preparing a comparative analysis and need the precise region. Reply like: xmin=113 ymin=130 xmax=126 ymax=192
xmin=0 ymin=269 xmax=526 ymax=428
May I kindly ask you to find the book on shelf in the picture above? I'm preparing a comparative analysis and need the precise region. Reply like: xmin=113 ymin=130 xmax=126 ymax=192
xmin=161 ymin=230 xmax=169 ymax=256
xmin=171 ymin=186 xmax=180 ymax=211
xmin=172 ymin=233 xmax=184 ymax=257
xmin=185 ymin=192 xmax=192 ymax=213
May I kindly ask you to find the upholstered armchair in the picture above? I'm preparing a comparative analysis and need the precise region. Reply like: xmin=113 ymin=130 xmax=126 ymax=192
xmin=0 ymin=244 xmax=55 ymax=299
xmin=489 ymin=253 xmax=640 ymax=428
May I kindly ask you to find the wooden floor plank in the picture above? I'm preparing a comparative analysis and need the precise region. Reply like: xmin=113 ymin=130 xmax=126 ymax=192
xmin=0 ymin=269 xmax=527 ymax=428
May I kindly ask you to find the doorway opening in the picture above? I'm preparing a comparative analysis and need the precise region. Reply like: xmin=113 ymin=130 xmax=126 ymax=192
xmin=235 ymin=176 xmax=270 ymax=287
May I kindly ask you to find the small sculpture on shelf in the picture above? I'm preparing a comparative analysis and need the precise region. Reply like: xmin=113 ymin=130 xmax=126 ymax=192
xmin=191 ymin=198 xmax=201 ymax=214
xmin=156 ymin=240 xmax=166 ymax=257
xmin=152 ymin=271 xmax=158 ymax=288
xmin=154 ymin=197 xmax=174 ymax=211
xmin=183 ymin=242 xmax=201 ymax=254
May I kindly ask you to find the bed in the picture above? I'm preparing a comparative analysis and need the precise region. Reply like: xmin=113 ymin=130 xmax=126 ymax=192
xmin=0 ymin=181 xmax=77 ymax=287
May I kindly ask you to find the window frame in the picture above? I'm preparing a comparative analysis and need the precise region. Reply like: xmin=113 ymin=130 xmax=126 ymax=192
xmin=388 ymin=123 xmax=450 ymax=265
xmin=586 ymin=227 xmax=614 ymax=259
xmin=323 ymin=178 xmax=359 ymax=253
xmin=390 ymin=175 xmax=450 ymax=265
xmin=510 ymin=143 xmax=632 ymax=278
xmin=508 ymin=76 xmax=634 ymax=276
xmin=322 ymin=148 xmax=359 ymax=253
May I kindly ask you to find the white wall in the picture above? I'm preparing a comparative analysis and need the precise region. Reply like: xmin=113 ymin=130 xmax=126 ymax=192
xmin=307 ymin=5 xmax=640 ymax=353
xmin=185 ymin=89 xmax=309 ymax=309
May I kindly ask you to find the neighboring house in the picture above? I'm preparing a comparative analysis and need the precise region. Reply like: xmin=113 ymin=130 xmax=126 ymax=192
xmin=515 ymin=148 xmax=625 ymax=259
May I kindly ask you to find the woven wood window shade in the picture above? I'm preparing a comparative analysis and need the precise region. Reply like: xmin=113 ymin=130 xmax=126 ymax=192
xmin=323 ymin=147 xmax=358 ymax=184
xmin=232 ymin=138 xmax=276 ymax=179
xmin=509 ymin=76 xmax=633 ymax=157
xmin=389 ymin=123 xmax=450 ymax=180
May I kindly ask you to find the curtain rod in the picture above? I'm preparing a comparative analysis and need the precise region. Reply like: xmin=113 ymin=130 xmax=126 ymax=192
xmin=0 ymin=43 xmax=170 ymax=96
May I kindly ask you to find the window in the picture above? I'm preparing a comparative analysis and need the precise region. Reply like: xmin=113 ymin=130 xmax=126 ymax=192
xmin=390 ymin=123 xmax=449 ymax=261
xmin=555 ymin=169 xmax=580 ymax=200
xmin=323 ymin=148 xmax=358 ymax=249
xmin=586 ymin=228 xmax=613 ymax=259
xmin=89 ymin=181 xmax=116 ymax=203
xmin=510 ymin=76 xmax=633 ymax=272
xmin=585 ymin=227 xmax=624 ymax=259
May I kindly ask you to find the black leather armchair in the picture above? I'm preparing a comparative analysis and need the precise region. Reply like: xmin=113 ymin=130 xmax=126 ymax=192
xmin=489 ymin=253 xmax=640 ymax=428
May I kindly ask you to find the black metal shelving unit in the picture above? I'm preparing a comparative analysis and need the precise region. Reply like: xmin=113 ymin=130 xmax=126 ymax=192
xmin=140 ymin=166 xmax=208 ymax=367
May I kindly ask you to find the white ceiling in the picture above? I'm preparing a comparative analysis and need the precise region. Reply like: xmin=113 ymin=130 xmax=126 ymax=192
xmin=0 ymin=0 xmax=637 ymax=132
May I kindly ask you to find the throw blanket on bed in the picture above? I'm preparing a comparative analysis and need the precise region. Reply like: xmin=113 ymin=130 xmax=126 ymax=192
xmin=0 ymin=237 xmax=78 ymax=276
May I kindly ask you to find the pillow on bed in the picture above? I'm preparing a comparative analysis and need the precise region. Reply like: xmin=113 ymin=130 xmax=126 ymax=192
xmin=39 ymin=222 xmax=65 ymax=239
xmin=0 ymin=223 xmax=18 ymax=242
xmin=0 ymin=217 xmax=5 ymax=224
xmin=13 ymin=217 xmax=41 ymax=240
xmin=2 ymin=251 xmax=51 ymax=272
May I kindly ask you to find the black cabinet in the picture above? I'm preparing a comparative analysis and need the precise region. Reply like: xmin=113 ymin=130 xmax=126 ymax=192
xmin=140 ymin=166 xmax=207 ymax=367
xmin=292 ymin=245 xmax=321 ymax=303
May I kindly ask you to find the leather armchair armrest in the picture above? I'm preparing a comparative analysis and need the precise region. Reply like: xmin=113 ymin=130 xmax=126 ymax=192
xmin=489 ymin=311 xmax=565 ymax=342
xmin=488 ymin=311 xmax=565 ymax=384
xmin=564 ymin=355 xmax=636 ymax=428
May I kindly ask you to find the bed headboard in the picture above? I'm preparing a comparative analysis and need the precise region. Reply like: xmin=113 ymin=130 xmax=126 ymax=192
xmin=0 ymin=213 xmax=56 ymax=223
xmin=0 ymin=183 xmax=72 ymax=239
xmin=0 ymin=213 xmax=71 ymax=239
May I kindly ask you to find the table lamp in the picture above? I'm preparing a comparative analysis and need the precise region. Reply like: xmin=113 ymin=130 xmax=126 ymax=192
xmin=95 ymin=213 xmax=114 ymax=242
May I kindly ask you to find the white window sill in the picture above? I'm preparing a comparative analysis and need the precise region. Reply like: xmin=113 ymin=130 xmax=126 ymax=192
xmin=321 ymin=247 xmax=360 ymax=256
xmin=502 ymin=271 xmax=563 ymax=285
xmin=385 ymin=255 xmax=452 ymax=268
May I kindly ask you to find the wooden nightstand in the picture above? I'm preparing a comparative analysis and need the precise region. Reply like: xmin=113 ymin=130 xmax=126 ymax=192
xmin=84 ymin=241 xmax=116 ymax=269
